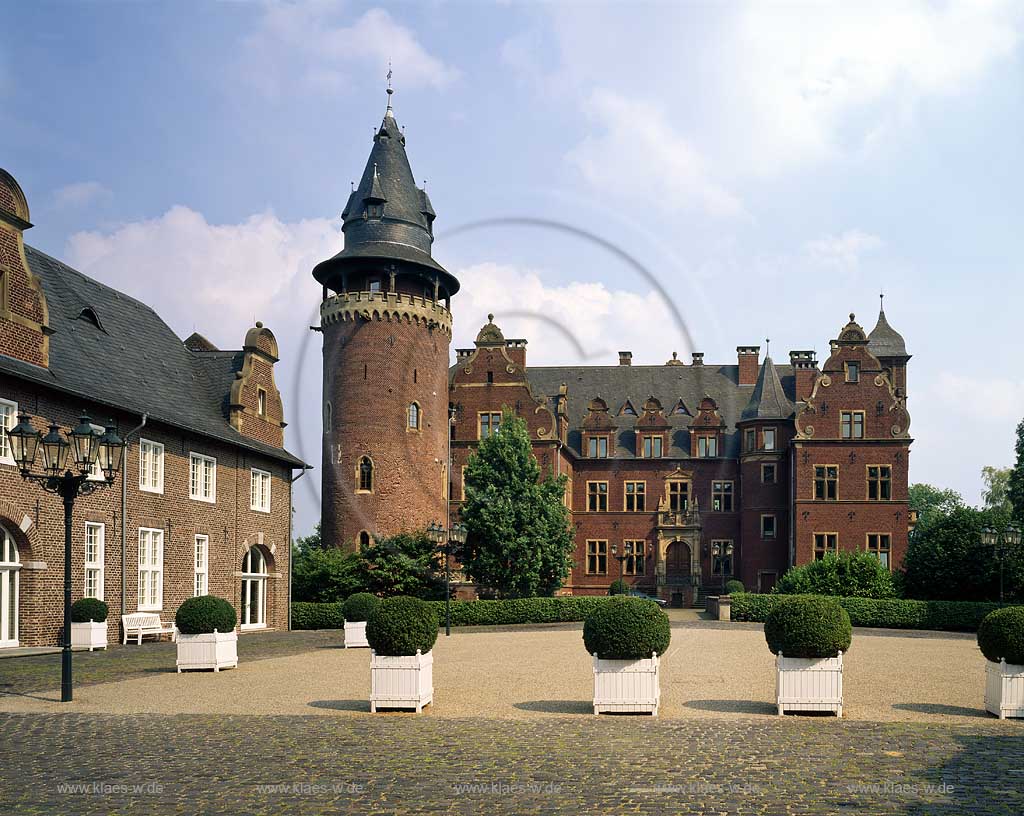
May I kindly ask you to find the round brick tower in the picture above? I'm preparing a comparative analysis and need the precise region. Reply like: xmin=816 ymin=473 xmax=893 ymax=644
xmin=313 ymin=89 xmax=459 ymax=550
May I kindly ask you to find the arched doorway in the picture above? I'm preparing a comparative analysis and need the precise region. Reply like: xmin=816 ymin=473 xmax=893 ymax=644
xmin=0 ymin=524 xmax=20 ymax=647
xmin=665 ymin=540 xmax=692 ymax=608
xmin=240 ymin=547 xmax=268 ymax=630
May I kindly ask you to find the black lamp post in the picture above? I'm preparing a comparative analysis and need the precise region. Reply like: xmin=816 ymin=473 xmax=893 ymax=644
xmin=711 ymin=541 xmax=734 ymax=593
xmin=7 ymin=412 xmax=124 ymax=702
xmin=428 ymin=520 xmax=466 ymax=637
xmin=980 ymin=524 xmax=1021 ymax=604
xmin=611 ymin=543 xmax=629 ymax=593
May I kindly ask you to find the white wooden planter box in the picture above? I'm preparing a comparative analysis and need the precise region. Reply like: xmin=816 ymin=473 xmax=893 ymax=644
xmin=985 ymin=659 xmax=1024 ymax=719
xmin=70 ymin=621 xmax=107 ymax=651
xmin=592 ymin=652 xmax=660 ymax=715
xmin=776 ymin=651 xmax=843 ymax=716
xmin=344 ymin=620 xmax=369 ymax=648
xmin=176 ymin=630 xmax=238 ymax=673
xmin=370 ymin=650 xmax=433 ymax=712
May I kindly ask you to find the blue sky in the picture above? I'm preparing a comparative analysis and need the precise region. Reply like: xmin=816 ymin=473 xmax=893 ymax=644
xmin=3 ymin=1 xmax=1023 ymax=537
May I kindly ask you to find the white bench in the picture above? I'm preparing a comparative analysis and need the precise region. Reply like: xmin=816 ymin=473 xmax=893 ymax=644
xmin=121 ymin=613 xmax=177 ymax=645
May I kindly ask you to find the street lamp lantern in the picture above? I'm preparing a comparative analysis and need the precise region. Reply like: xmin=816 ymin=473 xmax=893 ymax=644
xmin=14 ymin=411 xmax=125 ymax=702
xmin=40 ymin=422 xmax=71 ymax=477
xmin=450 ymin=522 xmax=467 ymax=547
xmin=1006 ymin=525 xmax=1022 ymax=549
xmin=981 ymin=526 xmax=998 ymax=549
xmin=426 ymin=521 xmax=445 ymax=545
xmin=8 ymin=413 xmax=41 ymax=472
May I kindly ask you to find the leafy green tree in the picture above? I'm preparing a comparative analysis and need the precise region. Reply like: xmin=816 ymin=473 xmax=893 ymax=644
xmin=774 ymin=552 xmax=897 ymax=599
xmin=908 ymin=483 xmax=964 ymax=534
xmin=292 ymin=546 xmax=363 ymax=602
xmin=1008 ymin=418 xmax=1024 ymax=524
xmin=982 ymin=466 xmax=1013 ymax=515
xmin=357 ymin=532 xmax=446 ymax=599
xmin=460 ymin=409 xmax=574 ymax=598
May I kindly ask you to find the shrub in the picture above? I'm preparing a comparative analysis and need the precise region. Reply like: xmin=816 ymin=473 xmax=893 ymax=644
xmin=291 ymin=602 xmax=344 ymax=630
xmin=175 ymin=596 xmax=237 ymax=635
xmin=71 ymin=597 xmax=109 ymax=623
xmin=366 ymin=596 xmax=439 ymax=656
xmin=731 ymin=592 xmax=1007 ymax=632
xmin=977 ymin=606 xmax=1024 ymax=664
xmin=343 ymin=592 xmax=381 ymax=622
xmin=775 ymin=552 xmax=897 ymax=599
xmin=429 ymin=596 xmax=614 ymax=626
xmin=582 ymin=596 xmax=671 ymax=660
xmin=724 ymin=579 xmax=745 ymax=595
xmin=609 ymin=579 xmax=629 ymax=596
xmin=764 ymin=596 xmax=852 ymax=658
xmin=291 ymin=546 xmax=364 ymax=603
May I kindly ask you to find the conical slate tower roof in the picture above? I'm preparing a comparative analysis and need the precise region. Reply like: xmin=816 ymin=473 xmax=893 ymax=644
xmin=741 ymin=356 xmax=794 ymax=420
xmin=867 ymin=302 xmax=908 ymax=357
xmin=313 ymin=90 xmax=459 ymax=296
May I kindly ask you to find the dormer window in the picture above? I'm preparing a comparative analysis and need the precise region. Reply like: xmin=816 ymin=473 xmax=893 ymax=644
xmin=697 ymin=435 xmax=718 ymax=458
xmin=588 ymin=436 xmax=609 ymax=458
xmin=845 ymin=361 xmax=860 ymax=383
xmin=641 ymin=435 xmax=663 ymax=458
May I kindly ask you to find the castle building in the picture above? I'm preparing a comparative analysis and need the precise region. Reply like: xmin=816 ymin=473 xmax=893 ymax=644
xmin=317 ymin=95 xmax=913 ymax=605
xmin=0 ymin=169 xmax=305 ymax=648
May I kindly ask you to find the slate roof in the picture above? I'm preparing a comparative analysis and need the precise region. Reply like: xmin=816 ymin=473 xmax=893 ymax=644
xmin=867 ymin=307 xmax=909 ymax=358
xmin=0 ymin=246 xmax=305 ymax=468
xmin=740 ymin=357 xmax=794 ymax=420
xmin=523 ymin=363 xmax=798 ymax=459
xmin=312 ymin=98 xmax=459 ymax=296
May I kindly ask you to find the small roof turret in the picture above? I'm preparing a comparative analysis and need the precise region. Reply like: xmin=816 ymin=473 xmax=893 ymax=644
xmin=868 ymin=295 xmax=909 ymax=358
xmin=741 ymin=356 xmax=794 ymax=420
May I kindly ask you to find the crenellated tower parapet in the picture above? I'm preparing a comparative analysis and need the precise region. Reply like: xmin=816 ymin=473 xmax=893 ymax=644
xmin=320 ymin=290 xmax=452 ymax=337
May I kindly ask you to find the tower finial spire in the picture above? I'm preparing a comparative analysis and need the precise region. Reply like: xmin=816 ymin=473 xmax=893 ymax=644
xmin=879 ymin=290 xmax=885 ymax=312
xmin=766 ymin=337 xmax=770 ymax=358
xmin=385 ymin=61 xmax=394 ymax=115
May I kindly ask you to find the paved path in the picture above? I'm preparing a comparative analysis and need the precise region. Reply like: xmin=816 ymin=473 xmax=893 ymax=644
xmin=1 ymin=713 xmax=1020 ymax=815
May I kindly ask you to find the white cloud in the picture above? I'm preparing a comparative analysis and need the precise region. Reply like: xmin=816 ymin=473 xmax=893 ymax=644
xmin=53 ymin=181 xmax=111 ymax=209
xmin=240 ymin=3 xmax=458 ymax=99
xmin=65 ymin=206 xmax=332 ymax=348
xmin=802 ymin=230 xmax=884 ymax=271
xmin=927 ymin=372 xmax=1024 ymax=423
xmin=567 ymin=89 xmax=743 ymax=218
xmin=452 ymin=261 xmax=685 ymax=366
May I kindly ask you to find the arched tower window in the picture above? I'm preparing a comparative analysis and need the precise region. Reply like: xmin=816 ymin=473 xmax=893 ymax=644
xmin=358 ymin=530 xmax=371 ymax=550
xmin=357 ymin=456 xmax=374 ymax=492
xmin=408 ymin=402 xmax=420 ymax=431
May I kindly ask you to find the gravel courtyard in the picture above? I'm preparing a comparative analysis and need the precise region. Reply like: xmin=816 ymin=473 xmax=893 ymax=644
xmin=0 ymin=621 xmax=1004 ymax=722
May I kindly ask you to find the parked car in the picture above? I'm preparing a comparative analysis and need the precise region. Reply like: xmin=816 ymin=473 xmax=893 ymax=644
xmin=628 ymin=590 xmax=668 ymax=608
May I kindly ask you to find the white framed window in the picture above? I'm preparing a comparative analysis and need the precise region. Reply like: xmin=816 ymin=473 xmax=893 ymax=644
xmin=84 ymin=522 xmax=104 ymax=601
xmin=1 ymin=524 xmax=21 ymax=647
xmin=194 ymin=535 xmax=209 ymax=597
xmin=240 ymin=547 xmax=268 ymax=629
xmin=250 ymin=468 xmax=271 ymax=513
xmin=0 ymin=398 xmax=17 ymax=465
xmin=138 ymin=439 xmax=164 ymax=493
xmin=137 ymin=528 xmax=164 ymax=611
xmin=189 ymin=452 xmax=217 ymax=502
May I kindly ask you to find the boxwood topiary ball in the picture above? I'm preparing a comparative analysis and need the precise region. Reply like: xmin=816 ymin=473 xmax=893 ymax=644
xmin=175 ymin=596 xmax=237 ymax=635
xmin=724 ymin=579 xmax=745 ymax=595
xmin=608 ymin=579 xmax=629 ymax=596
xmin=71 ymin=597 xmax=109 ymax=623
xmin=977 ymin=606 xmax=1024 ymax=665
xmin=764 ymin=596 xmax=852 ymax=658
xmin=343 ymin=592 xmax=381 ymax=623
xmin=583 ymin=596 xmax=671 ymax=660
xmin=366 ymin=596 xmax=439 ymax=656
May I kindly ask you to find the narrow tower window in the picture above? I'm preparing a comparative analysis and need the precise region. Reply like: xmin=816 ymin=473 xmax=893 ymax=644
xmin=357 ymin=456 xmax=374 ymax=492
xmin=408 ymin=402 xmax=420 ymax=430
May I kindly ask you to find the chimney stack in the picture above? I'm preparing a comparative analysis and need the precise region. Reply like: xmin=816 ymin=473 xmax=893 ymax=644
xmin=737 ymin=346 xmax=760 ymax=386
xmin=618 ymin=351 xmax=632 ymax=366
xmin=789 ymin=350 xmax=818 ymax=401
xmin=691 ymin=352 xmax=704 ymax=366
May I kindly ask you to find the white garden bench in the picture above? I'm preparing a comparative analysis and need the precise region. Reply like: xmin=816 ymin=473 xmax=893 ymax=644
xmin=121 ymin=613 xmax=177 ymax=645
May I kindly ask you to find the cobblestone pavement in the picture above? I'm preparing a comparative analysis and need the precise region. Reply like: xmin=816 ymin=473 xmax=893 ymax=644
xmin=0 ymin=629 xmax=341 ymax=696
xmin=1 ymin=713 xmax=1021 ymax=815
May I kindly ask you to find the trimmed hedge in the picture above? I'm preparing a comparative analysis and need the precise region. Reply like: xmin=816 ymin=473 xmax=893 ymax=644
xmin=731 ymin=593 xmax=1009 ymax=633
xmin=71 ymin=597 xmax=109 ymax=623
xmin=583 ymin=596 xmax=670 ymax=660
xmin=343 ymin=592 xmax=380 ymax=622
xmin=430 ymin=596 xmax=616 ymax=626
xmin=764 ymin=596 xmax=851 ymax=658
xmin=977 ymin=607 xmax=1024 ymax=664
xmin=609 ymin=580 xmax=629 ymax=596
xmin=366 ymin=596 xmax=439 ymax=656
xmin=175 ymin=596 xmax=237 ymax=635
xmin=292 ymin=601 xmax=344 ymax=630
xmin=724 ymin=580 xmax=745 ymax=595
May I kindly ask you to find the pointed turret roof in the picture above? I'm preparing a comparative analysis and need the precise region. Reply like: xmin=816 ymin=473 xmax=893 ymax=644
xmin=312 ymin=87 xmax=459 ymax=295
xmin=868 ymin=298 xmax=908 ymax=358
xmin=741 ymin=356 xmax=794 ymax=420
